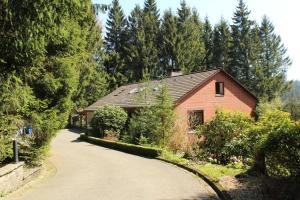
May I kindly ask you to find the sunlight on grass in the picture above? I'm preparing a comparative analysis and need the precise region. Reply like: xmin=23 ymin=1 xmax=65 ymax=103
xmin=197 ymin=163 xmax=248 ymax=178
xmin=160 ymin=149 xmax=248 ymax=179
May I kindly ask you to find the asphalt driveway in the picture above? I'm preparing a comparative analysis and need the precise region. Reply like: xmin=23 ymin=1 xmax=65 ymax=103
xmin=11 ymin=129 xmax=218 ymax=200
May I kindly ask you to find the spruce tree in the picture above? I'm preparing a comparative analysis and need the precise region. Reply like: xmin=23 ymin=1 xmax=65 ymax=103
xmin=141 ymin=0 xmax=161 ymax=78
xmin=228 ymin=0 xmax=254 ymax=85
xmin=202 ymin=16 xmax=213 ymax=70
xmin=176 ymin=4 xmax=205 ymax=73
xmin=177 ymin=0 xmax=191 ymax=25
xmin=105 ymin=0 xmax=128 ymax=89
xmin=160 ymin=10 xmax=179 ymax=74
xmin=125 ymin=5 xmax=144 ymax=82
xmin=212 ymin=18 xmax=231 ymax=70
xmin=253 ymin=16 xmax=291 ymax=100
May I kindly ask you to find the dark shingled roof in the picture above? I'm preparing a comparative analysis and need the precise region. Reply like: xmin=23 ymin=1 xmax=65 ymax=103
xmin=84 ymin=69 xmax=221 ymax=111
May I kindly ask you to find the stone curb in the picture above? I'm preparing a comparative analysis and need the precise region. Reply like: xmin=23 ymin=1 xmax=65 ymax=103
xmin=156 ymin=158 xmax=232 ymax=200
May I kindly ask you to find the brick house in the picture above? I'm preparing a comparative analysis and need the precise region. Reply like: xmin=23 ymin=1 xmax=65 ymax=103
xmin=81 ymin=69 xmax=257 ymax=130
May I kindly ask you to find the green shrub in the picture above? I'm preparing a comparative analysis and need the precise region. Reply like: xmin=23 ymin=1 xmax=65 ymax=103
xmin=0 ymin=115 xmax=21 ymax=164
xmin=128 ymin=108 xmax=157 ymax=144
xmin=251 ymin=109 xmax=300 ymax=177
xmin=128 ymin=84 xmax=175 ymax=146
xmin=264 ymin=122 xmax=300 ymax=177
xmin=90 ymin=105 xmax=127 ymax=137
xmin=80 ymin=134 xmax=161 ymax=157
xmin=199 ymin=109 xmax=254 ymax=165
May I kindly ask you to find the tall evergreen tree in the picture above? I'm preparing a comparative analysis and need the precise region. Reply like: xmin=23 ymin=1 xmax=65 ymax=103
xmin=253 ymin=16 xmax=291 ymax=100
xmin=212 ymin=18 xmax=231 ymax=70
xmin=202 ymin=16 xmax=213 ymax=69
xmin=125 ymin=5 xmax=144 ymax=82
xmin=176 ymin=3 xmax=205 ymax=73
xmin=228 ymin=0 xmax=254 ymax=85
xmin=105 ymin=0 xmax=128 ymax=89
xmin=160 ymin=10 xmax=179 ymax=74
xmin=177 ymin=0 xmax=191 ymax=24
xmin=141 ymin=0 xmax=161 ymax=78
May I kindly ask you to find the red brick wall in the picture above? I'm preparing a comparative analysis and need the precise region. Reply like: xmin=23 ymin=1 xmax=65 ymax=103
xmin=174 ymin=72 xmax=257 ymax=128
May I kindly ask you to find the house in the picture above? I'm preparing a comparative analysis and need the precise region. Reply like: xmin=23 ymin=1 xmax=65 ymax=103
xmin=81 ymin=69 xmax=257 ymax=130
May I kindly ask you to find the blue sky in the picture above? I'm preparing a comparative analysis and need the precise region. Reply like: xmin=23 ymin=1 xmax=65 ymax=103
xmin=93 ymin=0 xmax=299 ymax=80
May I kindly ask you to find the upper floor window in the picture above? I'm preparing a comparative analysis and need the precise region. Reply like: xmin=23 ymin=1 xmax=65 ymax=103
xmin=215 ymin=82 xmax=224 ymax=96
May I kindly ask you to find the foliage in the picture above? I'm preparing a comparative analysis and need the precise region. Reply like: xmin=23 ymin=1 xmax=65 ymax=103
xmin=104 ymin=0 xmax=128 ymax=89
xmin=199 ymin=109 xmax=254 ymax=165
xmin=129 ymin=108 xmax=157 ymax=144
xmin=128 ymin=83 xmax=175 ymax=146
xmin=248 ymin=108 xmax=300 ymax=177
xmin=255 ymin=97 xmax=283 ymax=116
xmin=0 ymin=0 xmax=107 ymax=165
xmin=283 ymin=80 xmax=300 ymax=120
xmin=90 ymin=105 xmax=127 ymax=137
xmin=152 ymin=84 xmax=175 ymax=146
xmin=264 ymin=121 xmax=300 ymax=177
xmin=80 ymin=134 xmax=162 ymax=157
xmin=212 ymin=18 xmax=231 ymax=69
xmin=168 ymin=123 xmax=202 ymax=159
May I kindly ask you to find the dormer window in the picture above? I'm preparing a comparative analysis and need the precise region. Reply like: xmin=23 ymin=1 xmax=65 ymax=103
xmin=215 ymin=82 xmax=224 ymax=96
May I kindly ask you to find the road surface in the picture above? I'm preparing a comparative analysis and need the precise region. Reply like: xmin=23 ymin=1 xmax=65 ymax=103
xmin=11 ymin=129 xmax=218 ymax=200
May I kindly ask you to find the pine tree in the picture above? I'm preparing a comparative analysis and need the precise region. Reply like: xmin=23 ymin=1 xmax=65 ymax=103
xmin=212 ymin=18 xmax=231 ymax=70
xmin=228 ymin=0 xmax=254 ymax=85
xmin=253 ymin=16 xmax=291 ymax=100
xmin=202 ymin=16 xmax=213 ymax=69
xmin=104 ymin=0 xmax=128 ymax=89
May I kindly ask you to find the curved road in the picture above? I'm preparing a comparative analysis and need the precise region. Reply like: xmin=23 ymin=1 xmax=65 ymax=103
xmin=12 ymin=129 xmax=218 ymax=200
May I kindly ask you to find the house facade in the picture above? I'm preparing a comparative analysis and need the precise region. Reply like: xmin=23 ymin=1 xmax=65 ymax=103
xmin=81 ymin=69 xmax=257 ymax=130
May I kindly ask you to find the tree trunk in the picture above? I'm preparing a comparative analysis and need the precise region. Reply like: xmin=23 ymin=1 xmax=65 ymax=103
xmin=252 ymin=150 xmax=267 ymax=175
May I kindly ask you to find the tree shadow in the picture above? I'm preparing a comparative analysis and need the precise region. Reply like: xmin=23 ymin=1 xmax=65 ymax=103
xmin=221 ymin=171 xmax=300 ymax=200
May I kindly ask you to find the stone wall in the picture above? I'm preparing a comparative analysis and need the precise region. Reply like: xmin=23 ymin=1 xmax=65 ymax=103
xmin=0 ymin=162 xmax=24 ymax=194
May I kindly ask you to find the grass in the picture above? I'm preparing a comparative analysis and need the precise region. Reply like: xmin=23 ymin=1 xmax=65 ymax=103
xmin=0 ymin=191 xmax=6 ymax=197
xmin=160 ymin=149 xmax=248 ymax=180
xmin=196 ymin=163 xmax=248 ymax=179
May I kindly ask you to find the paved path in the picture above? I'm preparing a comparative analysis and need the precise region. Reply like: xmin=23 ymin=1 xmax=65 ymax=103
xmin=12 ymin=129 xmax=218 ymax=200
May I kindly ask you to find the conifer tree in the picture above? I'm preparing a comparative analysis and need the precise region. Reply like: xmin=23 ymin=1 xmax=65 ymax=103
xmin=202 ymin=16 xmax=213 ymax=69
xmin=177 ymin=0 xmax=191 ymax=25
xmin=228 ymin=0 xmax=254 ymax=85
xmin=176 ymin=3 xmax=205 ymax=73
xmin=212 ymin=18 xmax=231 ymax=70
xmin=105 ymin=0 xmax=128 ymax=89
xmin=253 ymin=16 xmax=291 ymax=100
xmin=125 ymin=5 xmax=143 ymax=82
xmin=141 ymin=0 xmax=161 ymax=78
xmin=160 ymin=10 xmax=179 ymax=74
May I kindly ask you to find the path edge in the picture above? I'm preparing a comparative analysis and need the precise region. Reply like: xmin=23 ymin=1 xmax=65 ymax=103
xmin=156 ymin=158 xmax=232 ymax=200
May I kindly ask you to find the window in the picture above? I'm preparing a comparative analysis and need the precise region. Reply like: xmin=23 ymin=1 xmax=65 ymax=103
xmin=188 ymin=110 xmax=204 ymax=130
xmin=215 ymin=82 xmax=224 ymax=96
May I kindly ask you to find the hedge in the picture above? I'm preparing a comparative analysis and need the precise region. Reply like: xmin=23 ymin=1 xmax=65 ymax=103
xmin=79 ymin=134 xmax=162 ymax=158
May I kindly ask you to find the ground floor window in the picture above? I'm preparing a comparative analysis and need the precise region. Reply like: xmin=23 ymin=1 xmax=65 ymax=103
xmin=188 ymin=110 xmax=204 ymax=130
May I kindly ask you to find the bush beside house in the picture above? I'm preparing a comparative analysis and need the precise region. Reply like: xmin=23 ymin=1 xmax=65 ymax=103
xmin=90 ymin=105 xmax=127 ymax=138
